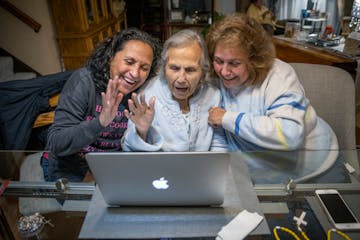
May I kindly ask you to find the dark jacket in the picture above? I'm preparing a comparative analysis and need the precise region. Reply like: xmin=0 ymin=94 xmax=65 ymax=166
xmin=0 ymin=70 xmax=74 ymax=149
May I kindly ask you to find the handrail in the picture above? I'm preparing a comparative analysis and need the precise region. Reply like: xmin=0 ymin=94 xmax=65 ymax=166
xmin=1 ymin=180 xmax=95 ymax=200
xmin=0 ymin=0 xmax=41 ymax=32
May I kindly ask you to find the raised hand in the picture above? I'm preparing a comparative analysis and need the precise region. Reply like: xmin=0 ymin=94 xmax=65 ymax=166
xmin=99 ymin=76 xmax=124 ymax=127
xmin=124 ymin=92 xmax=155 ymax=140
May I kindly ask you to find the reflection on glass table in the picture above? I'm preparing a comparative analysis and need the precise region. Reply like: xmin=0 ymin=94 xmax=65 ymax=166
xmin=0 ymin=150 xmax=359 ymax=239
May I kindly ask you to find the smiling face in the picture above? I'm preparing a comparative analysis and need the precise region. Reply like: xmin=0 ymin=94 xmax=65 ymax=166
xmin=109 ymin=40 xmax=154 ymax=95
xmin=165 ymin=42 xmax=203 ymax=104
xmin=213 ymin=43 xmax=250 ymax=89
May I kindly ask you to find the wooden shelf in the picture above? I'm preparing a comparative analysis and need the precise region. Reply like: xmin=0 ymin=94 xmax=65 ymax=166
xmin=50 ymin=0 xmax=127 ymax=70
xmin=164 ymin=0 xmax=214 ymax=40
xmin=140 ymin=0 xmax=165 ymax=41
xmin=272 ymin=35 xmax=357 ymax=79
xmin=140 ymin=0 xmax=214 ymax=41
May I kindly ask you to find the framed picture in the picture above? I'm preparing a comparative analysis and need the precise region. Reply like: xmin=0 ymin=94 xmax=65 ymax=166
xmin=169 ymin=9 xmax=184 ymax=22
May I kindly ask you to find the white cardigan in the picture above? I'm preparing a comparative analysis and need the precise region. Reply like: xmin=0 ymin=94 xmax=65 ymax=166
xmin=121 ymin=76 xmax=228 ymax=152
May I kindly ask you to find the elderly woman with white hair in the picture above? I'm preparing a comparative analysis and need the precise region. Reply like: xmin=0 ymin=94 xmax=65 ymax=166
xmin=121 ymin=29 xmax=227 ymax=151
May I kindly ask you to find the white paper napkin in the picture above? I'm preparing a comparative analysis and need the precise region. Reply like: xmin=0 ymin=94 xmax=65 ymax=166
xmin=216 ymin=210 xmax=264 ymax=240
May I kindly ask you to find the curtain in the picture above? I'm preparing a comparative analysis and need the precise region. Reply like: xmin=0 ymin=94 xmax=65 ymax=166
xmin=276 ymin=0 xmax=331 ymax=20
xmin=275 ymin=0 xmax=343 ymax=33
xmin=337 ymin=0 xmax=345 ymax=18
xmin=276 ymin=0 xmax=308 ymax=20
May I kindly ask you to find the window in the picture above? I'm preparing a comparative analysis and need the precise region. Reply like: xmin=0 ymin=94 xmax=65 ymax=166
xmin=274 ymin=0 xmax=348 ymax=35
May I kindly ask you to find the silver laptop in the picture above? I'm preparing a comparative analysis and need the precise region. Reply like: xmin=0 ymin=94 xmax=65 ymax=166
xmin=85 ymin=152 xmax=230 ymax=207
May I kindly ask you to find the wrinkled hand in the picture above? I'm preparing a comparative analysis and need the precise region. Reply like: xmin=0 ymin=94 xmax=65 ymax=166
xmin=208 ymin=107 xmax=226 ymax=128
xmin=99 ymin=76 xmax=124 ymax=127
xmin=124 ymin=92 xmax=155 ymax=140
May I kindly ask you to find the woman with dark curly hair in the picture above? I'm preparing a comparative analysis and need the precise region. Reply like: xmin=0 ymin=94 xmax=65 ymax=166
xmin=206 ymin=13 xmax=343 ymax=184
xmin=43 ymin=28 xmax=161 ymax=182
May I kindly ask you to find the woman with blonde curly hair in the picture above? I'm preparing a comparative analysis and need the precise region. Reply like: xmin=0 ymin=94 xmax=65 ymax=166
xmin=206 ymin=13 xmax=344 ymax=184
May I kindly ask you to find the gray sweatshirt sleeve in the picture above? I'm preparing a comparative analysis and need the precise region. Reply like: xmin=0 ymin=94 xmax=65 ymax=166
xmin=46 ymin=68 xmax=104 ymax=156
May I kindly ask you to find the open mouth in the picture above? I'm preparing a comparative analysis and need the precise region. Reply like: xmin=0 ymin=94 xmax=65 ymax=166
xmin=123 ymin=77 xmax=136 ymax=85
xmin=172 ymin=86 xmax=190 ymax=99
xmin=175 ymin=86 xmax=188 ymax=93
xmin=222 ymin=76 xmax=237 ymax=82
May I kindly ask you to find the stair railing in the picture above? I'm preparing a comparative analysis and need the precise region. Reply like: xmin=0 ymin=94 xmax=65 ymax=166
xmin=0 ymin=0 xmax=41 ymax=32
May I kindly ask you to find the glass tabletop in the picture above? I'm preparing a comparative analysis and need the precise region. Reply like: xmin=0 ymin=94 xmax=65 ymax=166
xmin=1 ymin=149 xmax=359 ymax=239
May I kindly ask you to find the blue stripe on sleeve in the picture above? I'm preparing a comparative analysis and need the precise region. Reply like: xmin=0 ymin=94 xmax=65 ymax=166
xmin=235 ymin=113 xmax=245 ymax=135
xmin=267 ymin=101 xmax=306 ymax=111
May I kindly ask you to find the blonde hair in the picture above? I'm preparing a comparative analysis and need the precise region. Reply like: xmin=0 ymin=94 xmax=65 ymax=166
xmin=206 ymin=13 xmax=275 ymax=86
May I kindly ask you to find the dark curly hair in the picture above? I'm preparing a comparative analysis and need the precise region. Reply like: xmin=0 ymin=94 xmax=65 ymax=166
xmin=86 ymin=28 xmax=161 ymax=92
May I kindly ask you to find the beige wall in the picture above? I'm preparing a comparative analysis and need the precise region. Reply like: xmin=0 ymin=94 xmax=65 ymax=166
xmin=0 ymin=0 xmax=62 ymax=75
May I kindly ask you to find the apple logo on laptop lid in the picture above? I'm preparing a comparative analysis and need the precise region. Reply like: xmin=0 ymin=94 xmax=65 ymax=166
xmin=152 ymin=177 xmax=169 ymax=190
